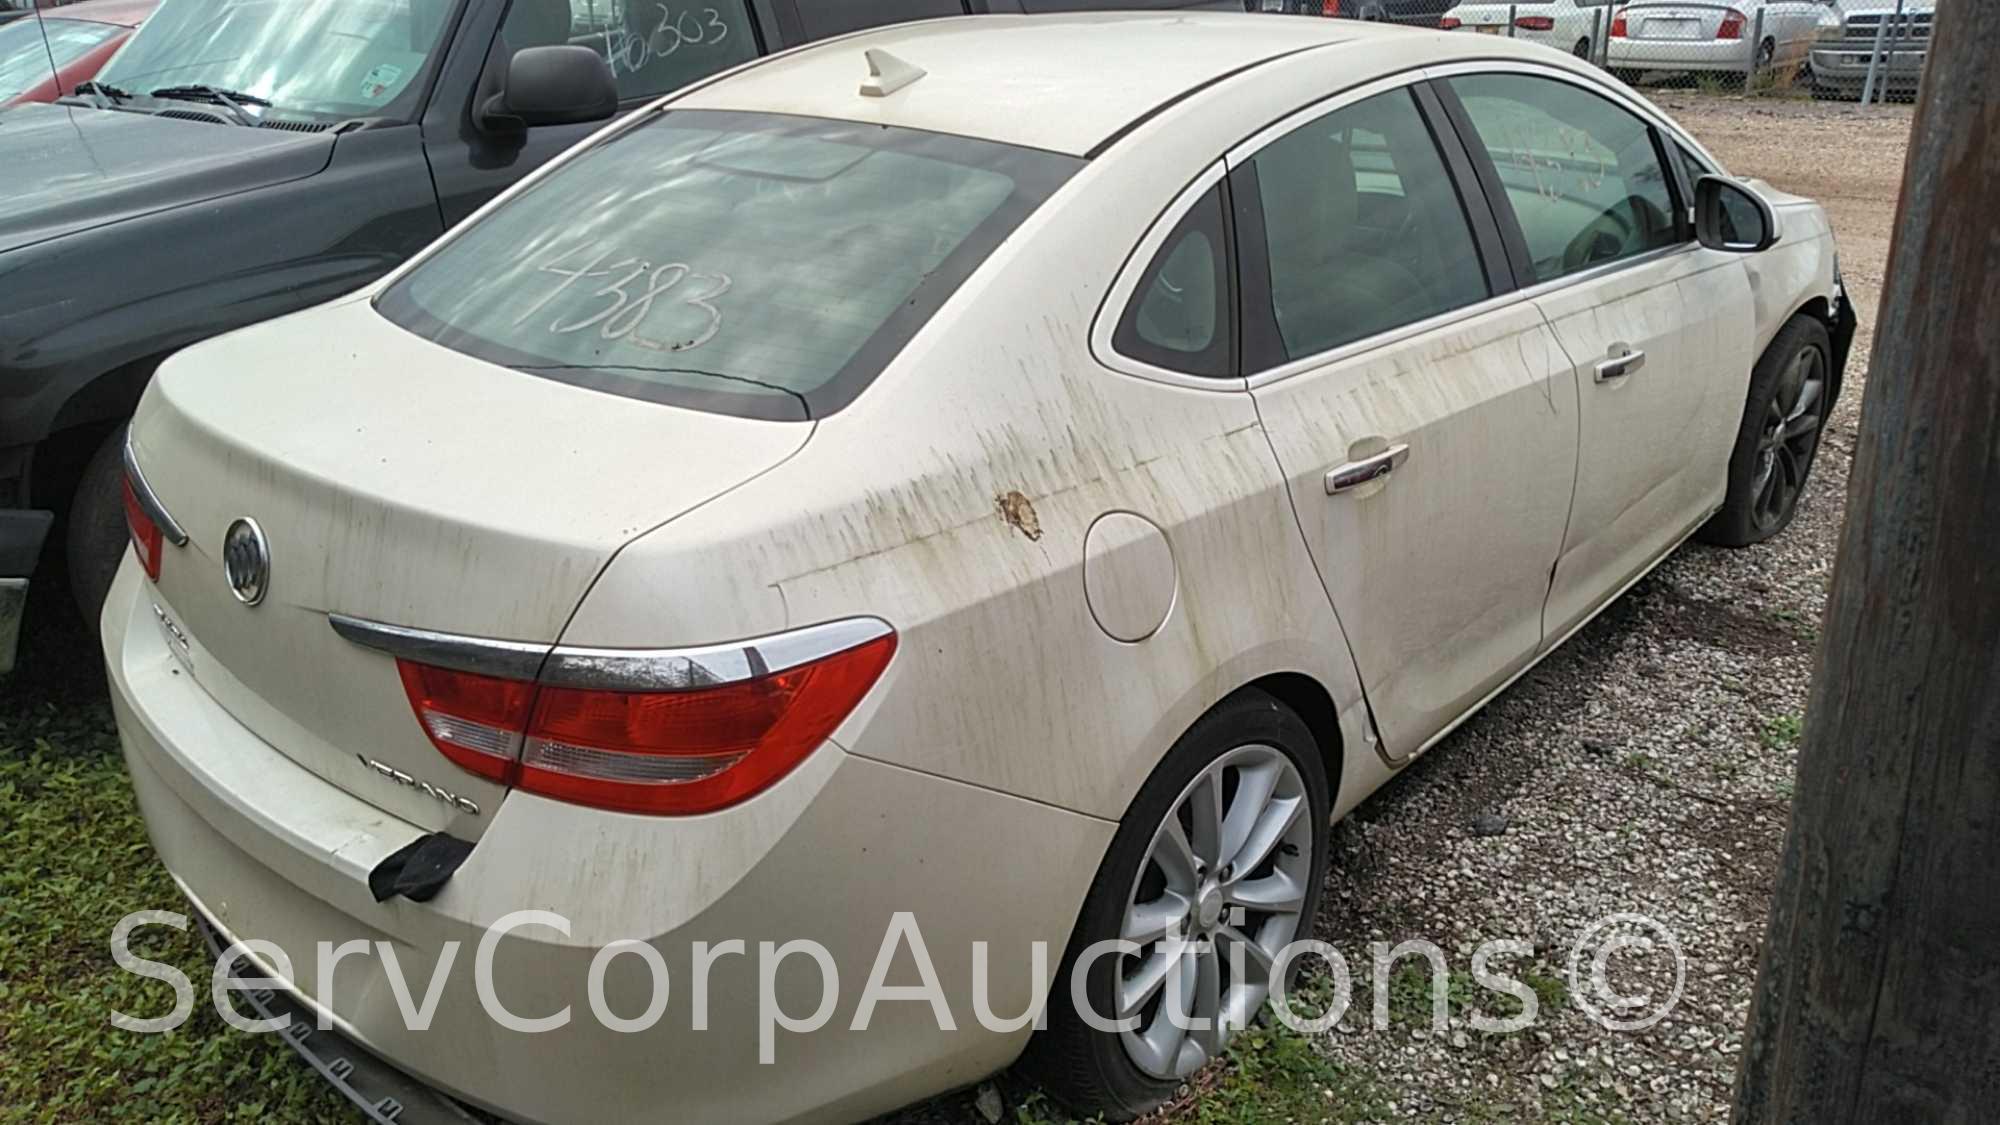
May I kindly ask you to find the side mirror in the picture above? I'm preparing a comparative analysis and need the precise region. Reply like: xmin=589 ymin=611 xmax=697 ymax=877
xmin=1694 ymin=174 xmax=1780 ymax=253
xmin=478 ymin=45 xmax=618 ymax=135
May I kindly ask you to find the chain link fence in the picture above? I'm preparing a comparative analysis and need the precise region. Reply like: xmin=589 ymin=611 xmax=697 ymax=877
xmin=1274 ymin=0 xmax=1933 ymax=103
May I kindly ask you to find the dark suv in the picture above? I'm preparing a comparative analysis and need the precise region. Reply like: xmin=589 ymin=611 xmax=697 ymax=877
xmin=0 ymin=0 xmax=1231 ymax=671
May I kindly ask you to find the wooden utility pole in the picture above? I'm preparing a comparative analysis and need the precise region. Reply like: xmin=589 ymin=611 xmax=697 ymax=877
xmin=1733 ymin=2 xmax=2000 ymax=1121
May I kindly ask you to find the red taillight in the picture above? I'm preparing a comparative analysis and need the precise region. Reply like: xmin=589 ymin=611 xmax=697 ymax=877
xmin=1611 ymin=8 xmax=1628 ymax=35
xmin=397 ymin=661 xmax=536 ymax=782
xmin=1515 ymin=14 xmax=1555 ymax=29
xmin=1321 ymin=0 xmax=1341 ymax=14
xmin=121 ymin=474 xmax=163 ymax=581
xmin=394 ymin=630 xmax=896 ymax=815
xmin=1717 ymin=8 xmax=1744 ymax=38
xmin=1439 ymin=15 xmax=1462 ymax=28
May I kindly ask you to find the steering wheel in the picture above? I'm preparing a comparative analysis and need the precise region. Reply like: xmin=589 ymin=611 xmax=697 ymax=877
xmin=1562 ymin=199 xmax=1640 ymax=273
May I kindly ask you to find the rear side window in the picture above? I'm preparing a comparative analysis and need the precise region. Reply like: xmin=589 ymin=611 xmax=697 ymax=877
xmin=1113 ymin=184 xmax=1234 ymax=378
xmin=505 ymin=0 xmax=760 ymax=101
xmin=378 ymin=110 xmax=1080 ymax=420
xmin=1244 ymin=88 xmax=1491 ymax=361
xmin=1448 ymin=74 xmax=1680 ymax=282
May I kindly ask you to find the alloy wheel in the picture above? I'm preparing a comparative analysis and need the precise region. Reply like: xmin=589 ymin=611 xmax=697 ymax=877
xmin=1751 ymin=344 xmax=1826 ymax=530
xmin=1115 ymin=744 xmax=1315 ymax=1080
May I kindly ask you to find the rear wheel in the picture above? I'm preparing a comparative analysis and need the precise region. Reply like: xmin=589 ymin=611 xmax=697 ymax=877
xmin=1572 ymin=37 xmax=1592 ymax=58
xmin=1698 ymin=316 xmax=1833 ymax=547
xmin=67 ymin=427 xmax=129 ymax=626
xmin=1022 ymin=691 xmax=1331 ymax=1120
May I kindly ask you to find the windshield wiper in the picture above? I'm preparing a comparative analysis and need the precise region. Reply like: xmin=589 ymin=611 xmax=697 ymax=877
xmin=71 ymin=80 xmax=133 ymax=109
xmin=147 ymin=84 xmax=272 ymax=125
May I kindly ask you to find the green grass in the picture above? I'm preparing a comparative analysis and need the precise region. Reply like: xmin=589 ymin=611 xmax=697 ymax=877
xmin=1758 ymin=713 xmax=1804 ymax=751
xmin=1373 ymin=961 xmax=1568 ymax=1032
xmin=1010 ymin=980 xmax=1395 ymax=1125
xmin=0 ymin=688 xmax=353 ymax=1122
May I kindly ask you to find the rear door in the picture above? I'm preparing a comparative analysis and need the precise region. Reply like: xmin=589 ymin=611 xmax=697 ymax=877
xmin=423 ymin=0 xmax=781 ymax=227
xmin=1238 ymin=78 xmax=1580 ymax=760
xmin=1438 ymin=68 xmax=1751 ymax=644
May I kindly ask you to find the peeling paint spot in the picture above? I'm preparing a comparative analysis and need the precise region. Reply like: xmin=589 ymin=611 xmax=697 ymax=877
xmin=994 ymin=490 xmax=1043 ymax=542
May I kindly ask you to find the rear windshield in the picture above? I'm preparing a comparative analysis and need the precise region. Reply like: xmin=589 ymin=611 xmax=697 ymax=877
xmin=377 ymin=110 xmax=1081 ymax=420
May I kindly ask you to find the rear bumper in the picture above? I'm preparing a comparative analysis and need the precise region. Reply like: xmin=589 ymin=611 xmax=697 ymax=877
xmin=105 ymin=558 xmax=1112 ymax=1124
xmin=193 ymin=909 xmax=490 ymax=1125
xmin=0 ymin=508 xmax=53 ymax=673
xmin=1608 ymin=37 xmax=1755 ymax=71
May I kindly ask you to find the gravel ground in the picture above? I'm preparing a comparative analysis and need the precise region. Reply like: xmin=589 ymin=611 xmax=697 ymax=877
xmin=886 ymin=95 xmax=1917 ymax=1125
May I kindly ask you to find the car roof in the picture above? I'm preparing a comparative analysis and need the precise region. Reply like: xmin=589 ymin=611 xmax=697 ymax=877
xmin=673 ymin=12 xmax=1458 ymax=157
xmin=45 ymin=0 xmax=154 ymax=27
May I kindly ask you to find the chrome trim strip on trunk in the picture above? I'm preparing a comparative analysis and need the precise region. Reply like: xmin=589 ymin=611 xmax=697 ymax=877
xmin=328 ymin=614 xmax=894 ymax=691
xmin=328 ymin=615 xmax=552 ymax=681
xmin=538 ymin=617 xmax=894 ymax=691
xmin=121 ymin=431 xmax=189 ymax=547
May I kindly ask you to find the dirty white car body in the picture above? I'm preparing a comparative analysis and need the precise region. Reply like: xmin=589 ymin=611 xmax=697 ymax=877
xmin=106 ymin=14 xmax=1848 ymax=1125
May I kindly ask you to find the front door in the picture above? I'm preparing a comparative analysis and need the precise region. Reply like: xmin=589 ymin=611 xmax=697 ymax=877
xmin=1238 ymin=82 xmax=1580 ymax=759
xmin=423 ymin=0 xmax=773 ymax=227
xmin=1441 ymin=71 xmax=1753 ymax=643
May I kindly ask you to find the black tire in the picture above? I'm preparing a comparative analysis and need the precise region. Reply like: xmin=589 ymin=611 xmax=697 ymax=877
xmin=66 ymin=426 xmax=129 ymax=626
xmin=1020 ymin=690 xmax=1332 ymax=1121
xmin=1698 ymin=315 xmax=1834 ymax=547
xmin=1611 ymin=67 xmax=1645 ymax=86
xmin=1572 ymin=37 xmax=1592 ymax=59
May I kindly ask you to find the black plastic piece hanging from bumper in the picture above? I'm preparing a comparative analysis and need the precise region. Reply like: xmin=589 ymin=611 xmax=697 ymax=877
xmin=368 ymin=833 xmax=475 ymax=903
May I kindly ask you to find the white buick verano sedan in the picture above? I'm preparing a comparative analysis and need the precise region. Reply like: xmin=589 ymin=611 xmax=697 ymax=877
xmin=108 ymin=13 xmax=1851 ymax=1124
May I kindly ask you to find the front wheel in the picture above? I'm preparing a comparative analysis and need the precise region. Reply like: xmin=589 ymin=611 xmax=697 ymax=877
xmin=1698 ymin=315 xmax=1833 ymax=547
xmin=1021 ymin=690 xmax=1331 ymax=1120
xmin=67 ymin=427 xmax=131 ymax=626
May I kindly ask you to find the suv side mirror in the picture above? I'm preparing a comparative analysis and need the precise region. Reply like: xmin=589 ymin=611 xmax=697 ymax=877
xmin=478 ymin=45 xmax=618 ymax=135
xmin=1694 ymin=174 xmax=1780 ymax=253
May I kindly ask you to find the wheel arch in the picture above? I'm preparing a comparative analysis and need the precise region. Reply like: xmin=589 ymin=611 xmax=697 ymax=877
xmin=1786 ymin=294 xmax=1852 ymax=409
xmin=1233 ymin=671 xmax=1346 ymax=806
xmin=28 ymin=351 xmax=168 ymax=512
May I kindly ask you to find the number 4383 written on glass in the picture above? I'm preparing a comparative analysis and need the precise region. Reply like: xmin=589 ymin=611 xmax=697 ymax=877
xmin=513 ymin=243 xmax=731 ymax=354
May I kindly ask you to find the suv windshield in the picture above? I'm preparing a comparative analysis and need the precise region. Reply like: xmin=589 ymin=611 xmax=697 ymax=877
xmin=94 ymin=0 xmax=456 ymax=121
xmin=376 ymin=110 xmax=1081 ymax=421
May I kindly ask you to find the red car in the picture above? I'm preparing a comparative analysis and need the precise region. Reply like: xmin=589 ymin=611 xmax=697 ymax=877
xmin=0 ymin=0 xmax=152 ymax=108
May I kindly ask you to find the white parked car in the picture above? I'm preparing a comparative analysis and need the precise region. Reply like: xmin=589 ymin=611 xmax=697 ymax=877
xmin=1607 ymin=0 xmax=1837 ymax=78
xmin=108 ymin=13 xmax=1853 ymax=1125
xmin=1441 ymin=0 xmax=1617 ymax=58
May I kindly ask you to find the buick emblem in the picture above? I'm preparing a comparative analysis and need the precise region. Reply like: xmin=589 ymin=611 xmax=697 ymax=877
xmin=222 ymin=518 xmax=270 ymax=607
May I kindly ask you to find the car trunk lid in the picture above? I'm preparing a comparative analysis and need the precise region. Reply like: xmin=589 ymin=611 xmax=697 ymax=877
xmin=1450 ymin=2 xmax=1550 ymax=31
xmin=1621 ymin=4 xmax=1732 ymax=38
xmin=126 ymin=295 xmax=811 ymax=837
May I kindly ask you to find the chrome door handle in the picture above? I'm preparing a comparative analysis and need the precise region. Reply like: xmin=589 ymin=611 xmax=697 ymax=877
xmin=1325 ymin=443 xmax=1411 ymax=495
xmin=1594 ymin=345 xmax=1646 ymax=382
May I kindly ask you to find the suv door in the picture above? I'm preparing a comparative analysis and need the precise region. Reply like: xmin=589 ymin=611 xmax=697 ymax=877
xmin=1239 ymin=80 xmax=1580 ymax=760
xmin=424 ymin=0 xmax=781 ymax=227
xmin=1438 ymin=69 xmax=1753 ymax=644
